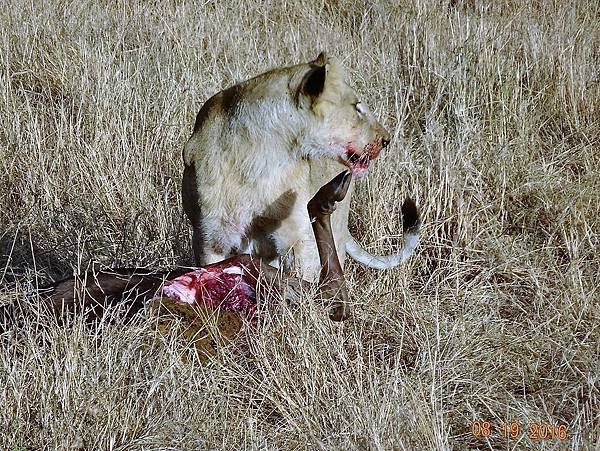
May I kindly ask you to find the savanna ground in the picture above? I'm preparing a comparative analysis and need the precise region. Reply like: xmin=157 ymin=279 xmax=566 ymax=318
xmin=0 ymin=0 xmax=599 ymax=449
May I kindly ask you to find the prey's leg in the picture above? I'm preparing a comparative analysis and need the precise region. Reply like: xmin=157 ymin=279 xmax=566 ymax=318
xmin=307 ymin=170 xmax=352 ymax=321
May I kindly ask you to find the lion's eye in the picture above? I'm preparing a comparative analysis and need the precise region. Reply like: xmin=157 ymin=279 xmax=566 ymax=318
xmin=355 ymin=102 xmax=367 ymax=116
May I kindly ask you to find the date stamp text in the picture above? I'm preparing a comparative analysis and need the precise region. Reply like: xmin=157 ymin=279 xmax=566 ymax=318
xmin=470 ymin=420 xmax=569 ymax=441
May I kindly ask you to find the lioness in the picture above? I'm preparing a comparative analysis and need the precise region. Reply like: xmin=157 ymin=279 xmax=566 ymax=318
xmin=182 ymin=52 xmax=420 ymax=281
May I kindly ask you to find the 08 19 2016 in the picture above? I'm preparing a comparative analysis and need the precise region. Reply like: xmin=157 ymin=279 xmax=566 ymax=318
xmin=470 ymin=420 xmax=569 ymax=440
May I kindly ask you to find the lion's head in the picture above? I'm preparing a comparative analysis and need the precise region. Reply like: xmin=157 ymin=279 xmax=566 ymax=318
xmin=295 ymin=52 xmax=391 ymax=177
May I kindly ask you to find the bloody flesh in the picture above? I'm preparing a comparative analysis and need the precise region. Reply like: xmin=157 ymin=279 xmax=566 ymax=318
xmin=161 ymin=256 xmax=261 ymax=323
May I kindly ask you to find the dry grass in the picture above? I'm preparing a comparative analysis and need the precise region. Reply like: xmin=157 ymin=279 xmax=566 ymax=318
xmin=1 ymin=0 xmax=599 ymax=449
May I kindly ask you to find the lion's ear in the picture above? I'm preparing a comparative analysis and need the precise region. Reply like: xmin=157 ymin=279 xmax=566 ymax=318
xmin=313 ymin=51 xmax=328 ymax=66
xmin=300 ymin=65 xmax=327 ymax=102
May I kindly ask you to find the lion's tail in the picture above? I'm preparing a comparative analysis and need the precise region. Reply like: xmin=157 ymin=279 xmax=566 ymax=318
xmin=345 ymin=197 xmax=421 ymax=270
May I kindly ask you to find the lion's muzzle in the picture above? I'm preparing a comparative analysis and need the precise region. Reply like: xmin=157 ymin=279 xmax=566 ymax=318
xmin=343 ymin=135 xmax=390 ymax=177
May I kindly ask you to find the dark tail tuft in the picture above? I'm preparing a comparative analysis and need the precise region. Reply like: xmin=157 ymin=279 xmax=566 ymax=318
xmin=401 ymin=197 xmax=421 ymax=233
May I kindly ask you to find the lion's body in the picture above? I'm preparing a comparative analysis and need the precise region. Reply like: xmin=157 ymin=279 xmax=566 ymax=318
xmin=182 ymin=54 xmax=402 ymax=281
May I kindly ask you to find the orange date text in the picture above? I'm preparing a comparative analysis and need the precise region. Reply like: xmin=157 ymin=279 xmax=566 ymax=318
xmin=470 ymin=420 xmax=569 ymax=440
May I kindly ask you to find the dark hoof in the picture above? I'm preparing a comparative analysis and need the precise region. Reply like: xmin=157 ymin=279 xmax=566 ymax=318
xmin=329 ymin=170 xmax=352 ymax=202
xmin=308 ymin=170 xmax=352 ymax=218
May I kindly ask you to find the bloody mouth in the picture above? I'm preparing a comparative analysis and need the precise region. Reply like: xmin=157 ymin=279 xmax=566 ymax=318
xmin=344 ymin=149 xmax=371 ymax=177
